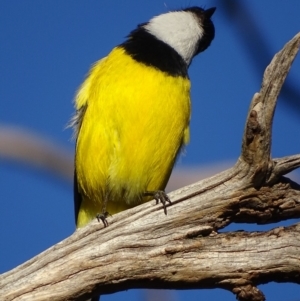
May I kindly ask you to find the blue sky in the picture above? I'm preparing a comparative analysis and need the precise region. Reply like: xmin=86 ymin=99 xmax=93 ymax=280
xmin=0 ymin=1 xmax=299 ymax=300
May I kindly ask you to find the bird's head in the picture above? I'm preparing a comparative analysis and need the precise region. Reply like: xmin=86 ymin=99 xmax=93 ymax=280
xmin=143 ymin=7 xmax=216 ymax=65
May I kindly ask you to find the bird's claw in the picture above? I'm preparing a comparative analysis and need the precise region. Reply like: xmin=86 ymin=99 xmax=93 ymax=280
xmin=144 ymin=190 xmax=171 ymax=215
xmin=96 ymin=211 xmax=110 ymax=227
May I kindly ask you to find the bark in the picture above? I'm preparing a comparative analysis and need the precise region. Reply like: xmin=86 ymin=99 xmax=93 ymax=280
xmin=1 ymin=33 xmax=300 ymax=301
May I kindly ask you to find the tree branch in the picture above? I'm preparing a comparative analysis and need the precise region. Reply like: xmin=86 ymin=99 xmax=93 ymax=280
xmin=1 ymin=33 xmax=299 ymax=301
xmin=241 ymin=32 xmax=300 ymax=187
xmin=0 ymin=126 xmax=73 ymax=181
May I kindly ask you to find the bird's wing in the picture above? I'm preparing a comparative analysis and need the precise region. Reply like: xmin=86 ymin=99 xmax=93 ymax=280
xmin=73 ymin=104 xmax=88 ymax=225
xmin=72 ymin=57 xmax=109 ymax=225
xmin=73 ymin=167 xmax=82 ymax=225
xmin=70 ymin=56 xmax=107 ymax=139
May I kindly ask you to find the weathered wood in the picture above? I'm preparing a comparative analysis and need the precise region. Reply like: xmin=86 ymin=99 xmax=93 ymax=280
xmin=0 ymin=33 xmax=299 ymax=301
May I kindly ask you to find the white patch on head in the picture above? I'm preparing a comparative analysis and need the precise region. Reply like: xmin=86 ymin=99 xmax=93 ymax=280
xmin=144 ymin=11 xmax=204 ymax=65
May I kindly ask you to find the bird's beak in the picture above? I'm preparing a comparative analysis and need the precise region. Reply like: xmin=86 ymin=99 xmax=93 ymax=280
xmin=204 ymin=7 xmax=216 ymax=18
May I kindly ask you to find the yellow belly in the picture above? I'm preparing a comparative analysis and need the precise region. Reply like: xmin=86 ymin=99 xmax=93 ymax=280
xmin=75 ymin=47 xmax=191 ymax=227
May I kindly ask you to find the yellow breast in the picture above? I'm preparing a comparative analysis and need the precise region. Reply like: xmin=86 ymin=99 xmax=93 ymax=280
xmin=75 ymin=47 xmax=191 ymax=227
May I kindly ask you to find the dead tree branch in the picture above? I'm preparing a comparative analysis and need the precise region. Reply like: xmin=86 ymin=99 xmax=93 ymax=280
xmin=1 ymin=33 xmax=300 ymax=301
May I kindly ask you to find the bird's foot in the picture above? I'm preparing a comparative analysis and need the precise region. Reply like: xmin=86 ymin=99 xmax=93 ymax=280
xmin=96 ymin=211 xmax=110 ymax=227
xmin=144 ymin=190 xmax=171 ymax=215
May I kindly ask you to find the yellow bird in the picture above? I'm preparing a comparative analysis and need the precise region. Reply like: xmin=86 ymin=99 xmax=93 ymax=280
xmin=72 ymin=6 xmax=216 ymax=228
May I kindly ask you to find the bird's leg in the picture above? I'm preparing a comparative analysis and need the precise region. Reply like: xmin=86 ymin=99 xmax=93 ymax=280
xmin=144 ymin=190 xmax=172 ymax=215
xmin=96 ymin=211 xmax=109 ymax=227
xmin=96 ymin=194 xmax=110 ymax=227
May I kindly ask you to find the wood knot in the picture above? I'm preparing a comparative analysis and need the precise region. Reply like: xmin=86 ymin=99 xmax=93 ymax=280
xmin=246 ymin=110 xmax=261 ymax=144
xmin=233 ymin=284 xmax=265 ymax=301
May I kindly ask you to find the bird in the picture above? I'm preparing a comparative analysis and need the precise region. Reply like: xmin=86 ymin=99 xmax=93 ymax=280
xmin=71 ymin=6 xmax=216 ymax=229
